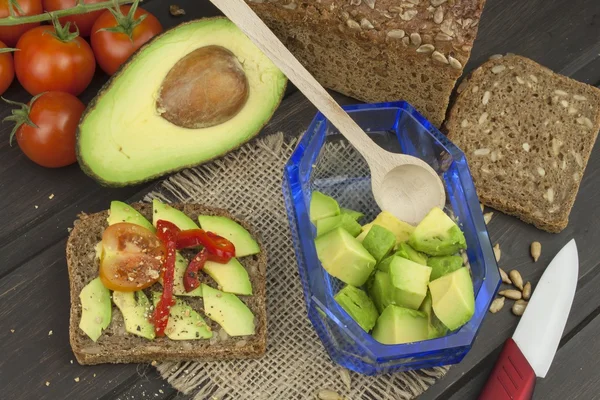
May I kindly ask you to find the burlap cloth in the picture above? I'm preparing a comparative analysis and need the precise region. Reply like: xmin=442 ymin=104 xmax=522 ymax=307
xmin=144 ymin=133 xmax=448 ymax=400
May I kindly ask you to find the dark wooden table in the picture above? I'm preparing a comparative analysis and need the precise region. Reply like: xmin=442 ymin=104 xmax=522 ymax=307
xmin=0 ymin=0 xmax=599 ymax=399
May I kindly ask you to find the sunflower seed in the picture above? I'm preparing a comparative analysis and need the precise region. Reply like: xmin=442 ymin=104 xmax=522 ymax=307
xmin=338 ymin=369 xmax=351 ymax=391
xmin=489 ymin=54 xmax=503 ymax=60
xmin=460 ymin=119 xmax=469 ymax=128
xmin=512 ymin=300 xmax=528 ymax=316
xmin=417 ymin=44 xmax=435 ymax=53
xmin=554 ymin=89 xmax=568 ymax=96
xmin=530 ymin=241 xmax=541 ymax=262
xmin=406 ymin=0 xmax=420 ymax=4
xmin=281 ymin=2 xmax=297 ymax=10
xmin=440 ymin=19 xmax=454 ymax=36
xmin=573 ymin=94 xmax=587 ymax=101
xmin=474 ymin=148 xmax=490 ymax=156
xmin=410 ymin=32 xmax=422 ymax=46
xmin=400 ymin=9 xmax=418 ymax=20
xmin=431 ymin=51 xmax=449 ymax=64
xmin=462 ymin=18 xmax=473 ymax=28
xmin=568 ymin=107 xmax=578 ymax=115
xmin=521 ymin=282 xmax=532 ymax=301
xmin=537 ymin=167 xmax=546 ymax=177
xmin=499 ymin=268 xmax=512 ymax=284
xmin=448 ymin=56 xmax=462 ymax=70
xmin=484 ymin=212 xmax=493 ymax=224
xmin=489 ymin=297 xmax=505 ymax=313
xmin=571 ymin=151 xmax=583 ymax=168
xmin=482 ymin=91 xmax=491 ymax=105
xmin=364 ymin=0 xmax=376 ymax=9
xmin=360 ymin=18 xmax=374 ymax=29
xmin=387 ymin=29 xmax=406 ymax=39
xmin=491 ymin=65 xmax=506 ymax=74
xmin=576 ymin=116 xmax=594 ymax=129
xmin=457 ymin=80 xmax=468 ymax=94
xmin=509 ymin=270 xmax=524 ymax=290
xmin=472 ymin=85 xmax=479 ymax=93
xmin=346 ymin=19 xmax=361 ymax=30
xmin=430 ymin=0 xmax=447 ymax=5
xmin=490 ymin=151 xmax=498 ymax=162
xmin=516 ymin=76 xmax=525 ymax=84
xmin=559 ymin=100 xmax=569 ymax=108
xmin=522 ymin=143 xmax=530 ymax=152
xmin=478 ymin=112 xmax=488 ymax=125
xmin=402 ymin=36 xmax=410 ymax=46
xmin=543 ymin=188 xmax=554 ymax=203
xmin=551 ymin=139 xmax=562 ymax=156
xmin=434 ymin=6 xmax=444 ymax=24
xmin=499 ymin=289 xmax=522 ymax=300
xmin=350 ymin=0 xmax=361 ymax=5
xmin=435 ymin=33 xmax=453 ymax=42
xmin=529 ymin=74 xmax=538 ymax=83
xmin=317 ymin=389 xmax=344 ymax=400
xmin=493 ymin=243 xmax=501 ymax=262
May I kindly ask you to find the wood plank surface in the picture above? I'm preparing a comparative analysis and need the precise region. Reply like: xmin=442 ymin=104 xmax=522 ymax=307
xmin=0 ymin=0 xmax=599 ymax=398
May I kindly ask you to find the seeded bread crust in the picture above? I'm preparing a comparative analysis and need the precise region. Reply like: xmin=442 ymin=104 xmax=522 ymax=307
xmin=67 ymin=203 xmax=268 ymax=365
xmin=446 ymin=55 xmax=600 ymax=232
xmin=246 ymin=0 xmax=486 ymax=127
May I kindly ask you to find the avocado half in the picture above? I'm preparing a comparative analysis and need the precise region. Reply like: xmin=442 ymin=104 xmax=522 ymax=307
xmin=77 ymin=17 xmax=287 ymax=187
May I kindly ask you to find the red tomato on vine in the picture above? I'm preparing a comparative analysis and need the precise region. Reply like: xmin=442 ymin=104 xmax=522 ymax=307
xmin=42 ymin=0 xmax=105 ymax=37
xmin=0 ymin=0 xmax=43 ymax=47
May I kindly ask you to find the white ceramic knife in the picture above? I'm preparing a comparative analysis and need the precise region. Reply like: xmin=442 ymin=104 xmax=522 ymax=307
xmin=479 ymin=239 xmax=579 ymax=400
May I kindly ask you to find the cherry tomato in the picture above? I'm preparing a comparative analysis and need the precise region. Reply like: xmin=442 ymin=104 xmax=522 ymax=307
xmin=100 ymin=223 xmax=166 ymax=292
xmin=0 ymin=40 xmax=15 ymax=95
xmin=15 ymin=22 xmax=96 ymax=96
xmin=43 ymin=0 xmax=105 ymax=37
xmin=0 ymin=0 xmax=43 ymax=47
xmin=6 ymin=91 xmax=84 ymax=168
xmin=90 ymin=3 xmax=162 ymax=75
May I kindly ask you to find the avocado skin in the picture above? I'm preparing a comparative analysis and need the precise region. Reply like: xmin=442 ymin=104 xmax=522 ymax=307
xmin=76 ymin=17 xmax=287 ymax=188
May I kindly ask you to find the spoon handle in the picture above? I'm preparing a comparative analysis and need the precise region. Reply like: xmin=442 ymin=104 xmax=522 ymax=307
xmin=210 ymin=0 xmax=380 ymax=162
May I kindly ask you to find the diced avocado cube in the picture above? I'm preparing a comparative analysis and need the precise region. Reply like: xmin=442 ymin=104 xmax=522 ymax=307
xmin=107 ymin=201 xmax=154 ymax=232
xmin=356 ymin=211 xmax=415 ymax=244
xmin=79 ymin=278 xmax=111 ymax=342
xmin=361 ymin=224 xmax=396 ymax=263
xmin=152 ymin=199 xmax=198 ymax=230
xmin=395 ymin=242 xmax=428 ymax=266
xmin=202 ymin=284 xmax=255 ymax=336
xmin=419 ymin=291 xmax=448 ymax=339
xmin=113 ymin=291 xmax=155 ymax=340
xmin=428 ymin=267 xmax=475 ymax=331
xmin=408 ymin=207 xmax=467 ymax=256
xmin=309 ymin=191 xmax=340 ymax=223
xmin=334 ymin=285 xmax=379 ymax=332
xmin=316 ymin=214 xmax=362 ymax=237
xmin=389 ymin=257 xmax=432 ymax=310
xmin=427 ymin=255 xmax=464 ymax=281
xmin=197 ymin=215 xmax=260 ymax=257
xmin=340 ymin=207 xmax=364 ymax=221
xmin=367 ymin=271 xmax=396 ymax=313
xmin=372 ymin=305 xmax=429 ymax=345
xmin=376 ymin=255 xmax=394 ymax=273
xmin=315 ymin=227 xmax=376 ymax=287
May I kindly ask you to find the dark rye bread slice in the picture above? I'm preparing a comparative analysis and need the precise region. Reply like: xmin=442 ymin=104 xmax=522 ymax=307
xmin=66 ymin=203 xmax=267 ymax=365
xmin=446 ymin=55 xmax=600 ymax=232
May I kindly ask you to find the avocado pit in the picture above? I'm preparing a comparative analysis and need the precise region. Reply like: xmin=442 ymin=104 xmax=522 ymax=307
xmin=157 ymin=45 xmax=249 ymax=129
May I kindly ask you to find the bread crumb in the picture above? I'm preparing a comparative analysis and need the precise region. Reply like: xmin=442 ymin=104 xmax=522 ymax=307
xmin=35 ymin=205 xmax=39 ymax=209
xmin=10 ymin=329 xmax=14 ymax=333
xmin=45 ymin=381 xmax=50 ymax=387
xmin=93 ymin=374 xmax=96 ymax=378
xmin=48 ymin=194 xmax=54 ymax=200
xmin=159 ymin=389 xmax=164 ymax=394
xmin=70 ymin=360 xmax=73 ymax=364
xmin=151 ymin=360 xmax=158 ymax=366
xmin=74 ymin=377 xmax=80 ymax=382
xmin=48 ymin=330 xmax=53 ymax=336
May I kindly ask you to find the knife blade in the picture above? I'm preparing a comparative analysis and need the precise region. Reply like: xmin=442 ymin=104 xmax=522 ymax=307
xmin=479 ymin=239 xmax=579 ymax=400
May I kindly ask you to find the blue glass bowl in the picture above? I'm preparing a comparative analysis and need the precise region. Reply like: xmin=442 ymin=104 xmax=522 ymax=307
xmin=282 ymin=101 xmax=501 ymax=376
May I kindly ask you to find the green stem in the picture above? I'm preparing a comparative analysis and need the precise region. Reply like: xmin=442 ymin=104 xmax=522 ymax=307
xmin=0 ymin=0 xmax=136 ymax=26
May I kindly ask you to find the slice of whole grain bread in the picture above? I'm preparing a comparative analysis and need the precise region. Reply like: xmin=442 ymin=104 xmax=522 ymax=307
xmin=66 ymin=203 xmax=267 ymax=365
xmin=446 ymin=55 xmax=600 ymax=233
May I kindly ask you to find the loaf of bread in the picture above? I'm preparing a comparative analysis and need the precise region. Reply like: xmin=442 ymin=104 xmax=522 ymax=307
xmin=246 ymin=0 xmax=486 ymax=126
xmin=67 ymin=203 xmax=267 ymax=365
xmin=446 ymin=55 xmax=600 ymax=232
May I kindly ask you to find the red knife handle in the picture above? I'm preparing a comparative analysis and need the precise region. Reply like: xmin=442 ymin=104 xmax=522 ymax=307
xmin=478 ymin=338 xmax=536 ymax=400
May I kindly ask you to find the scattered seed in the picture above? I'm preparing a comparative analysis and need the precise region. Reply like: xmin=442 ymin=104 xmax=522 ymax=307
xmin=472 ymin=85 xmax=479 ymax=93
xmin=10 ymin=329 xmax=15 ymax=333
xmin=317 ymin=389 xmax=344 ymax=400
xmin=568 ymin=107 xmax=578 ymax=115
xmin=410 ymin=32 xmax=422 ymax=46
xmin=461 ymin=119 xmax=469 ymax=128
xmin=516 ymin=76 xmax=525 ymax=84
xmin=560 ymin=100 xmax=569 ymax=108
xmin=45 ymin=381 xmax=50 ymax=387
xmin=434 ymin=6 xmax=444 ymax=23
xmin=530 ymin=242 xmax=541 ymax=262
xmin=435 ymin=32 xmax=453 ymax=42
xmin=489 ymin=54 xmax=503 ymax=60
xmin=417 ymin=44 xmax=435 ymax=53
xmin=431 ymin=0 xmax=447 ymax=6
xmin=576 ymin=116 xmax=594 ymax=129
xmin=509 ymin=270 xmax=524 ymax=290
xmin=491 ymin=65 xmax=506 ymax=74
xmin=489 ymin=297 xmax=505 ymax=313
xmin=537 ymin=167 xmax=546 ymax=177
xmin=484 ymin=212 xmax=493 ymax=224
xmin=360 ymin=18 xmax=374 ymax=29
xmin=512 ymin=300 xmax=528 ymax=316
xmin=522 ymin=282 xmax=532 ymax=301
xmin=151 ymin=360 xmax=158 ymax=367
xmin=474 ymin=148 xmax=490 ymax=156
xmin=48 ymin=330 xmax=53 ymax=336
xmin=478 ymin=112 xmax=488 ymax=125
xmin=346 ymin=19 xmax=360 ymax=30
xmin=522 ymin=143 xmax=530 ymax=152
xmin=482 ymin=91 xmax=491 ymax=105
xmin=364 ymin=0 xmax=375 ymax=9
xmin=573 ymin=94 xmax=587 ymax=101
xmin=448 ymin=56 xmax=462 ymax=70
xmin=48 ymin=193 xmax=55 ymax=200
xmin=529 ymin=74 xmax=538 ymax=83
xmin=74 ymin=377 xmax=80 ymax=383
xmin=338 ymin=368 xmax=351 ymax=391
xmin=543 ymin=188 xmax=554 ymax=203
xmin=499 ymin=268 xmax=512 ymax=284
xmin=169 ymin=4 xmax=185 ymax=16
xmin=554 ymin=90 xmax=568 ymax=96
xmin=400 ymin=9 xmax=418 ymax=21
xmin=402 ymin=36 xmax=410 ymax=46
xmin=432 ymin=51 xmax=449 ymax=64
xmin=499 ymin=289 xmax=522 ymax=300
xmin=387 ymin=29 xmax=405 ymax=39
xmin=493 ymin=243 xmax=501 ymax=262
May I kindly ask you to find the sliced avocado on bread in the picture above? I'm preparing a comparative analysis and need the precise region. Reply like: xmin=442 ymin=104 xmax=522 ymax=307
xmin=77 ymin=18 xmax=287 ymax=186
xmin=198 ymin=215 xmax=260 ymax=257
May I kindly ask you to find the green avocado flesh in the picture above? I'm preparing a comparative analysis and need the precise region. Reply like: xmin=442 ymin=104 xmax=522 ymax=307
xmin=202 ymin=284 xmax=255 ymax=336
xmin=408 ymin=207 xmax=466 ymax=256
xmin=389 ymin=257 xmax=432 ymax=310
xmin=357 ymin=211 xmax=415 ymax=244
xmin=340 ymin=207 xmax=364 ymax=221
xmin=309 ymin=191 xmax=340 ymax=223
xmin=153 ymin=199 xmax=198 ymax=230
xmin=367 ymin=271 xmax=395 ymax=314
xmin=152 ymin=292 xmax=212 ymax=340
xmin=361 ymin=224 xmax=396 ymax=263
xmin=107 ymin=201 xmax=154 ymax=232
xmin=419 ymin=291 xmax=448 ymax=339
xmin=315 ymin=227 xmax=376 ymax=287
xmin=316 ymin=214 xmax=362 ymax=238
xmin=427 ymin=255 xmax=464 ymax=281
xmin=158 ymin=252 xmax=204 ymax=297
xmin=79 ymin=278 xmax=111 ymax=342
xmin=112 ymin=291 xmax=155 ymax=340
xmin=197 ymin=215 xmax=260 ymax=257
xmin=77 ymin=18 xmax=287 ymax=186
xmin=429 ymin=267 xmax=475 ymax=331
xmin=372 ymin=305 xmax=429 ymax=345
xmin=334 ymin=285 xmax=379 ymax=332
xmin=204 ymin=258 xmax=252 ymax=295
xmin=396 ymin=242 xmax=428 ymax=266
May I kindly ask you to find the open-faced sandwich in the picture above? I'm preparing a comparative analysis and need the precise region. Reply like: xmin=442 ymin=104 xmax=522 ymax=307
xmin=66 ymin=199 xmax=266 ymax=365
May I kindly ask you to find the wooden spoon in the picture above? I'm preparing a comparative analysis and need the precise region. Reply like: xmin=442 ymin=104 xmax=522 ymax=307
xmin=210 ymin=0 xmax=446 ymax=225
